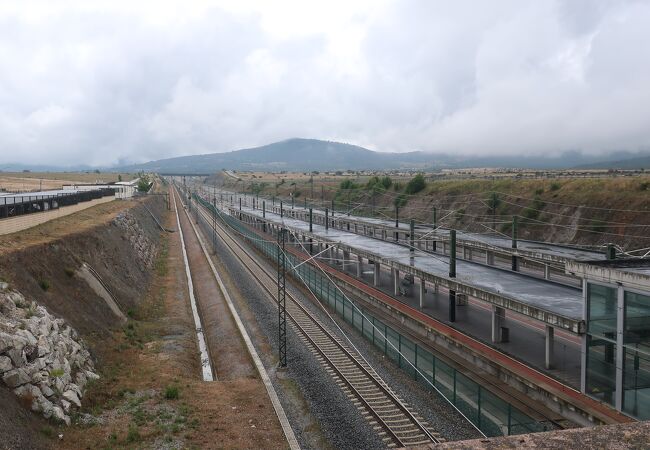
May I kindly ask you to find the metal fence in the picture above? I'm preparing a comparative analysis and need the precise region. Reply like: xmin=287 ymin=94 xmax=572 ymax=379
xmin=0 ymin=188 xmax=115 ymax=219
xmin=195 ymin=193 xmax=553 ymax=437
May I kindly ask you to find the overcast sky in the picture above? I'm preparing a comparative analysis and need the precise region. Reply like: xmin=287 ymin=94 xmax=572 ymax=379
xmin=1 ymin=0 xmax=649 ymax=167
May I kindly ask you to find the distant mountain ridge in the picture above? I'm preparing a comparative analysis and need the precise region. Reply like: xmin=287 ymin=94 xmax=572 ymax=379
xmin=115 ymin=138 xmax=650 ymax=173
xmin=117 ymin=139 xmax=433 ymax=173
xmin=3 ymin=138 xmax=650 ymax=173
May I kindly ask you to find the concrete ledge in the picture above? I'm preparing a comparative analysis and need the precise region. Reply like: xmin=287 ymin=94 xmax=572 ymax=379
xmin=430 ymin=420 xmax=650 ymax=449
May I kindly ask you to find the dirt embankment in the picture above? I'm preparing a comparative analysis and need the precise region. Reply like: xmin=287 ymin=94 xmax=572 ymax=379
xmin=0 ymin=196 xmax=165 ymax=448
xmin=217 ymin=174 xmax=650 ymax=251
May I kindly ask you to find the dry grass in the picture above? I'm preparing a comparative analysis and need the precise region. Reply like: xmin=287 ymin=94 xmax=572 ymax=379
xmin=0 ymin=172 xmax=136 ymax=192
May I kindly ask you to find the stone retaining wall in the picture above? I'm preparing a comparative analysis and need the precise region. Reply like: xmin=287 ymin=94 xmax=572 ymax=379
xmin=0 ymin=285 xmax=98 ymax=425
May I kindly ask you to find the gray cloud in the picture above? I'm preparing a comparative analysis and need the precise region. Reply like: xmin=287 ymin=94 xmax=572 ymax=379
xmin=0 ymin=0 xmax=648 ymax=166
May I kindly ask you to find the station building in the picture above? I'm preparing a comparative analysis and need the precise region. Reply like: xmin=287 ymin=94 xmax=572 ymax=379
xmin=567 ymin=260 xmax=650 ymax=420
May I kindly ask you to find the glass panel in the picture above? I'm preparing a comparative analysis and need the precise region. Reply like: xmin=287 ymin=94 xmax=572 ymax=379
xmin=622 ymin=347 xmax=650 ymax=419
xmin=624 ymin=291 xmax=650 ymax=351
xmin=585 ymin=334 xmax=617 ymax=406
xmin=587 ymin=283 xmax=617 ymax=339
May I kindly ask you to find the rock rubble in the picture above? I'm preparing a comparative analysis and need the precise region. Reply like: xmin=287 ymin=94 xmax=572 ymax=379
xmin=112 ymin=210 xmax=156 ymax=270
xmin=0 ymin=286 xmax=98 ymax=425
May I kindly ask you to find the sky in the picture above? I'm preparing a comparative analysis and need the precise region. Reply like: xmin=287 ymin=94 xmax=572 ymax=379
xmin=0 ymin=0 xmax=649 ymax=167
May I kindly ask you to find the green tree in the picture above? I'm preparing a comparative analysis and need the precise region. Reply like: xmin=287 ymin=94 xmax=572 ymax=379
xmin=404 ymin=174 xmax=426 ymax=194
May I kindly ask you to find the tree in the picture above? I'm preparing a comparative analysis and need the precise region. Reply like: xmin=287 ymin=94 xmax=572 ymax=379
xmin=404 ymin=174 xmax=426 ymax=194
xmin=118 ymin=174 xmax=123 ymax=182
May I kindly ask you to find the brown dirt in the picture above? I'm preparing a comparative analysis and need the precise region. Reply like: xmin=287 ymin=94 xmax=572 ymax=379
xmin=175 ymin=191 xmax=256 ymax=380
xmin=36 ymin=185 xmax=289 ymax=449
xmin=0 ymin=199 xmax=141 ymax=256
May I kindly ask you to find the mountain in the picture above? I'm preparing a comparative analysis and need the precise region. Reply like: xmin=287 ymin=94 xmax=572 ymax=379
xmin=117 ymin=139 xmax=433 ymax=173
xmin=115 ymin=138 xmax=650 ymax=174
xmin=575 ymin=155 xmax=650 ymax=170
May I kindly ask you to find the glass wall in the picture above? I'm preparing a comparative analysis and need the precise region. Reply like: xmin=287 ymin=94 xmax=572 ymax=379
xmin=587 ymin=284 xmax=617 ymax=338
xmin=623 ymin=291 xmax=650 ymax=419
xmin=585 ymin=283 xmax=618 ymax=407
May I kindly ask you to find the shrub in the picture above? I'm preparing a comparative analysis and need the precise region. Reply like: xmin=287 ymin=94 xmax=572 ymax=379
xmin=639 ymin=181 xmax=650 ymax=191
xmin=64 ymin=267 xmax=75 ymax=278
xmin=590 ymin=219 xmax=607 ymax=233
xmin=404 ymin=174 xmax=426 ymax=194
xmin=550 ymin=182 xmax=561 ymax=191
xmin=165 ymin=386 xmax=179 ymax=400
xmin=38 ymin=279 xmax=50 ymax=291
xmin=339 ymin=179 xmax=357 ymax=190
xmin=534 ymin=188 xmax=544 ymax=195
xmin=394 ymin=194 xmax=407 ymax=208
xmin=49 ymin=368 xmax=65 ymax=378
xmin=380 ymin=176 xmax=393 ymax=189
xmin=126 ymin=424 xmax=140 ymax=443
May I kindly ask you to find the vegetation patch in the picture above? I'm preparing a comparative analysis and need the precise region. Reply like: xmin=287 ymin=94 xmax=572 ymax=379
xmin=38 ymin=279 xmax=50 ymax=291
xmin=405 ymin=174 xmax=426 ymax=194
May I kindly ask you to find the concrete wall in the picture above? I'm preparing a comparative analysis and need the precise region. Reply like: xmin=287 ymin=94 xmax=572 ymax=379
xmin=0 ymin=196 xmax=115 ymax=236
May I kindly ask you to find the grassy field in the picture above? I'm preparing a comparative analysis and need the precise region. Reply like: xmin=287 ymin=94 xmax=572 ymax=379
xmin=0 ymin=172 xmax=136 ymax=192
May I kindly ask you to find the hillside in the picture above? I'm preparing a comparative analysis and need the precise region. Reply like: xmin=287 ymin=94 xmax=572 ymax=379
xmin=215 ymin=172 xmax=650 ymax=252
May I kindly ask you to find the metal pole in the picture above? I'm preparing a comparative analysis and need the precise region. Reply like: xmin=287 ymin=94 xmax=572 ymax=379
xmin=262 ymin=201 xmax=267 ymax=233
xmin=325 ymin=208 xmax=329 ymax=230
xmin=449 ymin=229 xmax=456 ymax=322
xmin=607 ymin=243 xmax=616 ymax=260
xmin=432 ymin=207 xmax=437 ymax=252
xmin=511 ymin=216 xmax=518 ymax=271
xmin=309 ymin=208 xmax=313 ymax=232
xmin=278 ymin=228 xmax=287 ymax=368
xmin=410 ymin=219 xmax=415 ymax=252
xmin=280 ymin=201 xmax=283 ymax=218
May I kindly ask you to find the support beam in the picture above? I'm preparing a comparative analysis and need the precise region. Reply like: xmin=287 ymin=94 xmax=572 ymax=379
xmin=393 ymin=268 xmax=400 ymax=296
xmin=511 ymin=216 xmax=519 ymax=272
xmin=492 ymin=306 xmax=505 ymax=343
xmin=545 ymin=325 xmax=554 ymax=369
xmin=374 ymin=262 xmax=381 ymax=287
xmin=485 ymin=250 xmax=494 ymax=266
xmin=449 ymin=229 xmax=457 ymax=322
xmin=419 ymin=278 xmax=426 ymax=309
xmin=357 ymin=255 xmax=362 ymax=277
xmin=410 ymin=219 xmax=415 ymax=252
xmin=544 ymin=264 xmax=551 ymax=280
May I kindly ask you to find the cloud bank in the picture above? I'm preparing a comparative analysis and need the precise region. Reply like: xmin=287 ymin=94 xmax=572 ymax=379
xmin=0 ymin=0 xmax=649 ymax=166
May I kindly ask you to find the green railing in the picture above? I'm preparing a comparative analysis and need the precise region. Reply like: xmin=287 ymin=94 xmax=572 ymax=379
xmin=194 ymin=192 xmax=552 ymax=437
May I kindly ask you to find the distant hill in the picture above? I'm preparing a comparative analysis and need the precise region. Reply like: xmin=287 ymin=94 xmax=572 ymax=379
xmin=116 ymin=139 xmax=433 ymax=173
xmin=115 ymin=138 xmax=650 ymax=174
xmin=575 ymin=155 xmax=650 ymax=170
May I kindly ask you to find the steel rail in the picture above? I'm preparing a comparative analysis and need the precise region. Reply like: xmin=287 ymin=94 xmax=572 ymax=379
xmin=191 ymin=189 xmax=441 ymax=447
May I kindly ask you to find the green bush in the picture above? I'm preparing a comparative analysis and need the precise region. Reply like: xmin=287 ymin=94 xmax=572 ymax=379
xmin=64 ymin=267 xmax=75 ymax=278
xmin=339 ymin=179 xmax=357 ymax=190
xmin=404 ymin=174 xmax=426 ymax=194
xmin=38 ymin=279 xmax=50 ymax=291
xmin=165 ymin=386 xmax=179 ymax=400
xmin=549 ymin=182 xmax=561 ymax=191
xmin=126 ymin=424 xmax=141 ymax=443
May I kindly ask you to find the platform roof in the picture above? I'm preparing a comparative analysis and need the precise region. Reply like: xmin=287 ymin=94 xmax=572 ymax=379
xmin=227 ymin=202 xmax=585 ymax=332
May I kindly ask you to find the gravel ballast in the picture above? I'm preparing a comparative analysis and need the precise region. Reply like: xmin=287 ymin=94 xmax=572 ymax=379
xmin=198 ymin=210 xmax=482 ymax=447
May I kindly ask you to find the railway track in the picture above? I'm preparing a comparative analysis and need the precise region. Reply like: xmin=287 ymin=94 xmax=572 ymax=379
xmin=188 ymin=187 xmax=443 ymax=448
